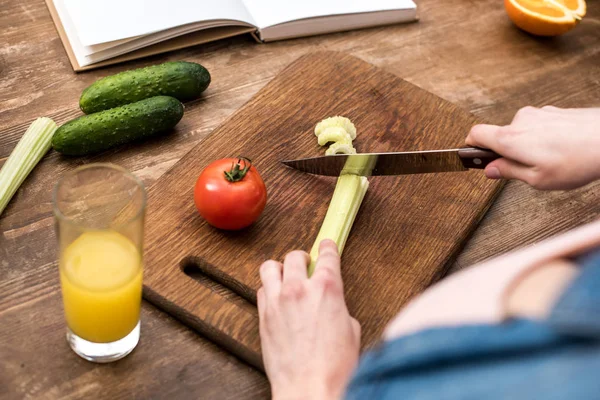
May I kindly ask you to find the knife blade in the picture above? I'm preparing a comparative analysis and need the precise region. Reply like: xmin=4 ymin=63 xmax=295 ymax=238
xmin=281 ymin=147 xmax=499 ymax=177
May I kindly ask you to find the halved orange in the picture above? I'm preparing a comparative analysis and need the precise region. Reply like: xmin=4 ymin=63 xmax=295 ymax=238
xmin=505 ymin=0 xmax=586 ymax=36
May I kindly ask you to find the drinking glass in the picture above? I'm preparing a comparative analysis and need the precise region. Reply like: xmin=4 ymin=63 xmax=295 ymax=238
xmin=53 ymin=163 xmax=146 ymax=363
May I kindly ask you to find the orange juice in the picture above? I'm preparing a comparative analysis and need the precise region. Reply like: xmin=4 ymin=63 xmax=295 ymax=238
xmin=59 ymin=230 xmax=142 ymax=343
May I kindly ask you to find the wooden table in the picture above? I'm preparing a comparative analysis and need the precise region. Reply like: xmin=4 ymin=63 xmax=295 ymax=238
xmin=1 ymin=0 xmax=599 ymax=398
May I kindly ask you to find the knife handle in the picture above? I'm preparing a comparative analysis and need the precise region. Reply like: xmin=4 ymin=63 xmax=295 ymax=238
xmin=458 ymin=147 xmax=500 ymax=169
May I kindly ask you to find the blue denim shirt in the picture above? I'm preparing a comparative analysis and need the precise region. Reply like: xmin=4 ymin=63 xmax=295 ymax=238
xmin=346 ymin=250 xmax=600 ymax=400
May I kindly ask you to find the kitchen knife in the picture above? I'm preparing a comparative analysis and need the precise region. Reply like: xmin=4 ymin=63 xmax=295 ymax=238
xmin=281 ymin=147 xmax=500 ymax=177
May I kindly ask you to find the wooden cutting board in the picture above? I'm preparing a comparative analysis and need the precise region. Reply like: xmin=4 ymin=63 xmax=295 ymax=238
xmin=143 ymin=51 xmax=503 ymax=369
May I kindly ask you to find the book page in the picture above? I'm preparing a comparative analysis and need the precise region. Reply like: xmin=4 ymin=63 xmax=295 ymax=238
xmin=243 ymin=0 xmax=416 ymax=29
xmin=63 ymin=0 xmax=256 ymax=45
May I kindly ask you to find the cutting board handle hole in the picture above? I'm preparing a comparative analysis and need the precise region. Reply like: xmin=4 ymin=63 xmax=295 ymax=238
xmin=181 ymin=257 xmax=258 ymax=310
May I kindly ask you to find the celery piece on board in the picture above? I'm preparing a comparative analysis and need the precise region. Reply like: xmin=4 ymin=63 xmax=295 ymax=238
xmin=0 ymin=118 xmax=57 ymax=216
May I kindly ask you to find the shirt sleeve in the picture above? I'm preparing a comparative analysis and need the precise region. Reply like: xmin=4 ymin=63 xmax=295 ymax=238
xmin=548 ymin=249 xmax=600 ymax=337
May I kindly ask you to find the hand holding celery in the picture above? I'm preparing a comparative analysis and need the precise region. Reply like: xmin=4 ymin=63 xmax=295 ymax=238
xmin=308 ymin=116 xmax=369 ymax=275
xmin=0 ymin=118 xmax=57 ymax=216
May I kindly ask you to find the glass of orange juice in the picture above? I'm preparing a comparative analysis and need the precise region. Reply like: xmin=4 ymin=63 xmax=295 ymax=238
xmin=53 ymin=163 xmax=146 ymax=363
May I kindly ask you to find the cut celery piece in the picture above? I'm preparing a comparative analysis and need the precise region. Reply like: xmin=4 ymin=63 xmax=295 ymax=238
xmin=325 ymin=143 xmax=357 ymax=155
xmin=315 ymin=116 xmax=357 ymax=140
xmin=0 ymin=117 xmax=57 ymax=216
xmin=317 ymin=127 xmax=353 ymax=146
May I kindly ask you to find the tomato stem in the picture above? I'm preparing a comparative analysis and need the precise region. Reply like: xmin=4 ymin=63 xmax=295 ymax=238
xmin=224 ymin=157 xmax=252 ymax=182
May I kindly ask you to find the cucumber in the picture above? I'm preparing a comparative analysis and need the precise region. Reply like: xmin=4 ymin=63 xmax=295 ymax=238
xmin=80 ymin=61 xmax=210 ymax=114
xmin=53 ymin=96 xmax=184 ymax=156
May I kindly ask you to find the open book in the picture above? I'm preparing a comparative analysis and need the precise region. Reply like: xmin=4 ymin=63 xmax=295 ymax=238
xmin=46 ymin=0 xmax=417 ymax=71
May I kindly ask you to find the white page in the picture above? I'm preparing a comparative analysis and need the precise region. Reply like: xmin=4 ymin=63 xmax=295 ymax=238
xmin=55 ymin=0 xmax=251 ymax=67
xmin=56 ymin=0 xmax=145 ymax=66
xmin=82 ymin=37 xmax=142 ymax=57
xmin=63 ymin=0 xmax=256 ymax=46
xmin=243 ymin=0 xmax=416 ymax=29
xmin=54 ymin=0 xmax=95 ymax=67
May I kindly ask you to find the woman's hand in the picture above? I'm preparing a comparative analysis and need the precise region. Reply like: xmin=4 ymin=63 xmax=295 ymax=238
xmin=466 ymin=106 xmax=600 ymax=190
xmin=258 ymin=240 xmax=361 ymax=400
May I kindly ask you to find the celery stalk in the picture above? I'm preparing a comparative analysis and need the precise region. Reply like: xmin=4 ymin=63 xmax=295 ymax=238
xmin=0 ymin=117 xmax=57 ymax=216
xmin=308 ymin=173 xmax=369 ymax=275
xmin=309 ymin=116 xmax=372 ymax=275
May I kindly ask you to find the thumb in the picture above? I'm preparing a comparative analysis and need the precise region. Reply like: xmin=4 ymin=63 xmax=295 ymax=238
xmin=485 ymin=158 xmax=534 ymax=182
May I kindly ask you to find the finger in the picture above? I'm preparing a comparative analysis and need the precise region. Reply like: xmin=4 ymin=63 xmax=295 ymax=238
xmin=257 ymin=287 xmax=266 ymax=313
xmin=511 ymin=106 xmax=539 ymax=123
xmin=485 ymin=158 xmax=535 ymax=183
xmin=465 ymin=124 xmax=505 ymax=153
xmin=256 ymin=287 xmax=273 ymax=342
xmin=259 ymin=260 xmax=283 ymax=299
xmin=313 ymin=239 xmax=341 ymax=279
xmin=540 ymin=105 xmax=563 ymax=113
xmin=282 ymin=250 xmax=310 ymax=283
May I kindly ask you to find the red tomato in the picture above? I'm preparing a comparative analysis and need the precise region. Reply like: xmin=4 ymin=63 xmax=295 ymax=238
xmin=193 ymin=157 xmax=267 ymax=230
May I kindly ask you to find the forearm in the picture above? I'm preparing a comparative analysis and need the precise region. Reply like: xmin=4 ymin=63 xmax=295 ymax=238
xmin=384 ymin=218 xmax=600 ymax=340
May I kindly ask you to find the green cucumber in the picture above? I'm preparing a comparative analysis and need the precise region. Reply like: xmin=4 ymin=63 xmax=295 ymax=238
xmin=80 ymin=61 xmax=210 ymax=114
xmin=53 ymin=96 xmax=184 ymax=156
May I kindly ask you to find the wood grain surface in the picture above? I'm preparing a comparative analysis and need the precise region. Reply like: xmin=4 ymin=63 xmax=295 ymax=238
xmin=1 ymin=0 xmax=599 ymax=398
xmin=143 ymin=51 xmax=502 ymax=369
